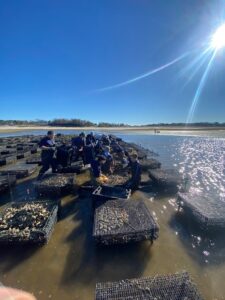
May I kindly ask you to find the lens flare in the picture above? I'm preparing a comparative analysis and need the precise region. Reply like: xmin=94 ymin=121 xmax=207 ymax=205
xmin=211 ymin=23 xmax=225 ymax=50
xmin=94 ymin=52 xmax=189 ymax=92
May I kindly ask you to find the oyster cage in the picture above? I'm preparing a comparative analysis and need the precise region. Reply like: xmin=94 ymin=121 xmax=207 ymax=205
xmin=0 ymin=155 xmax=17 ymax=166
xmin=177 ymin=191 xmax=225 ymax=228
xmin=0 ymin=175 xmax=16 ymax=194
xmin=0 ymin=201 xmax=58 ymax=244
xmin=26 ymin=154 xmax=42 ymax=165
xmin=93 ymin=199 xmax=159 ymax=245
xmin=35 ymin=173 xmax=75 ymax=196
xmin=58 ymin=161 xmax=84 ymax=174
xmin=149 ymin=169 xmax=182 ymax=193
xmin=95 ymin=271 xmax=204 ymax=300
xmin=0 ymin=162 xmax=38 ymax=178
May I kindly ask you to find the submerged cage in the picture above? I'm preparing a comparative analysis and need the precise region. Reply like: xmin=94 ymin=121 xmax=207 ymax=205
xmin=0 ymin=201 xmax=58 ymax=244
xmin=35 ymin=173 xmax=75 ymax=196
xmin=0 ymin=162 xmax=38 ymax=178
xmin=93 ymin=199 xmax=159 ymax=245
xmin=0 ymin=175 xmax=16 ymax=194
xmin=95 ymin=271 xmax=203 ymax=300
xmin=177 ymin=191 xmax=225 ymax=228
xmin=140 ymin=158 xmax=161 ymax=171
xmin=149 ymin=169 xmax=182 ymax=193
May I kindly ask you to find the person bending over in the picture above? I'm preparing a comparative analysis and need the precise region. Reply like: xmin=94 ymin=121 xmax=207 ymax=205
xmin=126 ymin=153 xmax=142 ymax=191
xmin=37 ymin=130 xmax=57 ymax=180
xmin=71 ymin=132 xmax=86 ymax=162
xmin=91 ymin=155 xmax=108 ymax=184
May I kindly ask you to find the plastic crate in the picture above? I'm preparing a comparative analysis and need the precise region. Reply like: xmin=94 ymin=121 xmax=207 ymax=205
xmin=93 ymin=185 xmax=131 ymax=201
xmin=0 ymin=162 xmax=38 ymax=178
xmin=93 ymin=199 xmax=159 ymax=245
xmin=177 ymin=191 xmax=225 ymax=228
xmin=95 ymin=272 xmax=203 ymax=300
xmin=35 ymin=173 xmax=75 ymax=196
xmin=0 ymin=201 xmax=58 ymax=244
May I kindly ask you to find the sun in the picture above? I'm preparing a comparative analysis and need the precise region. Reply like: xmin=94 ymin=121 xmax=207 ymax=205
xmin=211 ymin=23 xmax=225 ymax=50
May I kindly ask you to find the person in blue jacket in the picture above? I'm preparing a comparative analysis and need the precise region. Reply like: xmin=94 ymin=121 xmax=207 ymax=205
xmin=126 ymin=153 xmax=142 ymax=191
xmin=37 ymin=131 xmax=57 ymax=179
xmin=71 ymin=132 xmax=86 ymax=162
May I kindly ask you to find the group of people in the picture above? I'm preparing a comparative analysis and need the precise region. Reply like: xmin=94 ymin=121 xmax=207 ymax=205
xmin=37 ymin=130 xmax=142 ymax=190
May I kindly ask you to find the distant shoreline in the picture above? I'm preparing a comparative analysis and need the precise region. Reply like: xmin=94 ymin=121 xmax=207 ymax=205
xmin=0 ymin=125 xmax=225 ymax=134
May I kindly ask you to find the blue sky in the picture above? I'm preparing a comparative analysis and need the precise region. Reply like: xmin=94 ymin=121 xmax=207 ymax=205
xmin=0 ymin=0 xmax=225 ymax=125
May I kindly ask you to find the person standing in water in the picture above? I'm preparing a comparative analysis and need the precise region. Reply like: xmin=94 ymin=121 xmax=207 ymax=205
xmin=37 ymin=130 xmax=57 ymax=180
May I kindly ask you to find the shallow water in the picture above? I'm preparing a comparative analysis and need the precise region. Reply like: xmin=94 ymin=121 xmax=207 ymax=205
xmin=0 ymin=131 xmax=225 ymax=299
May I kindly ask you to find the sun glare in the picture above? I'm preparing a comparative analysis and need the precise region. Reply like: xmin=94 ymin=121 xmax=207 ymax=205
xmin=211 ymin=23 xmax=225 ymax=50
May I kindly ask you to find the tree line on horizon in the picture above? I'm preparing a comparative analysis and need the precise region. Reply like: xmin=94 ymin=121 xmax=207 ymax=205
xmin=0 ymin=119 xmax=225 ymax=127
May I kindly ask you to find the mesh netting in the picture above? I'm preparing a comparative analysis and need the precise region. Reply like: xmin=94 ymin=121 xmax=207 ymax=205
xmin=149 ymin=169 xmax=182 ymax=192
xmin=0 ymin=162 xmax=38 ymax=178
xmin=0 ymin=201 xmax=58 ymax=244
xmin=26 ymin=154 xmax=42 ymax=165
xmin=0 ymin=155 xmax=17 ymax=166
xmin=177 ymin=191 xmax=225 ymax=228
xmin=93 ymin=199 xmax=159 ymax=245
xmin=95 ymin=272 xmax=203 ymax=300
xmin=35 ymin=173 xmax=75 ymax=196
xmin=0 ymin=175 xmax=16 ymax=193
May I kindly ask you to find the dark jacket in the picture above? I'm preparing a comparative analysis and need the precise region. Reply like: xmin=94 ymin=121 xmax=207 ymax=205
xmin=91 ymin=159 xmax=101 ymax=178
xmin=39 ymin=136 xmax=55 ymax=160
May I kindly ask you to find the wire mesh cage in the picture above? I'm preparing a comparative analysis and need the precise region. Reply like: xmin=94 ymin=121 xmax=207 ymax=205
xmin=0 ymin=201 xmax=58 ymax=244
xmin=26 ymin=154 xmax=42 ymax=165
xmin=149 ymin=169 xmax=182 ymax=193
xmin=93 ymin=199 xmax=159 ymax=245
xmin=95 ymin=271 xmax=204 ymax=300
xmin=0 ymin=175 xmax=17 ymax=194
xmin=16 ymin=151 xmax=31 ymax=160
xmin=0 ymin=155 xmax=17 ymax=166
xmin=58 ymin=161 xmax=84 ymax=174
xmin=140 ymin=158 xmax=161 ymax=171
xmin=177 ymin=191 xmax=225 ymax=228
xmin=0 ymin=162 xmax=38 ymax=178
xmin=107 ymin=174 xmax=130 ymax=186
xmin=35 ymin=173 xmax=75 ymax=196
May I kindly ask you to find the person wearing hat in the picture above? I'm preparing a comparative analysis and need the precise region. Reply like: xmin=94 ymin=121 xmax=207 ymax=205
xmin=37 ymin=130 xmax=57 ymax=179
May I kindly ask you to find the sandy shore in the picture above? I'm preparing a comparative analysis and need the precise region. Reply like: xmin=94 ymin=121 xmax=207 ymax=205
xmin=0 ymin=125 xmax=225 ymax=133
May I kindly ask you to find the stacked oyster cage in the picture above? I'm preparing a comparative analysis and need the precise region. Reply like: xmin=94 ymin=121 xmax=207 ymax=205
xmin=0 ymin=162 xmax=38 ymax=178
xmin=35 ymin=173 xmax=75 ymax=196
xmin=95 ymin=272 xmax=203 ymax=300
xmin=93 ymin=199 xmax=159 ymax=245
xmin=0 ymin=201 xmax=58 ymax=244
xmin=0 ymin=175 xmax=16 ymax=194
xmin=177 ymin=191 xmax=225 ymax=228
xmin=149 ymin=168 xmax=182 ymax=193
